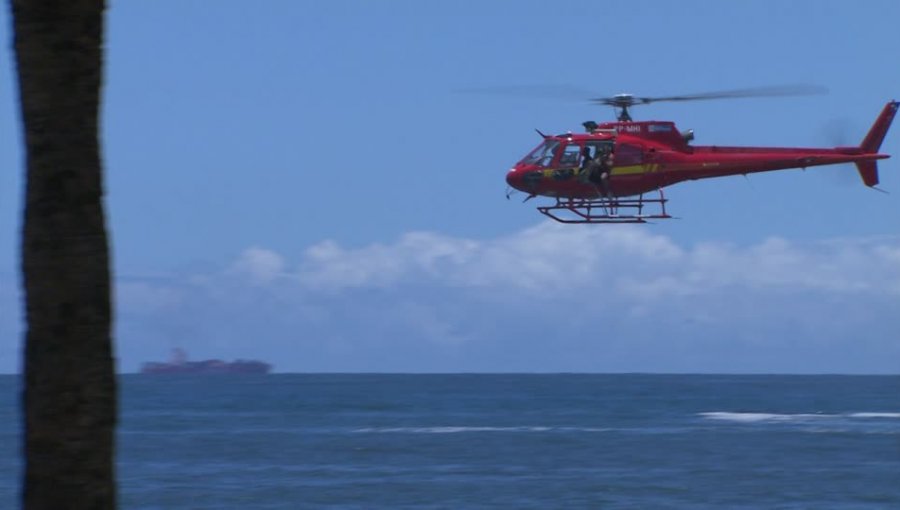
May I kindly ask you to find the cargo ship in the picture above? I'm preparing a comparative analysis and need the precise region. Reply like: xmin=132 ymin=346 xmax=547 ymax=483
xmin=140 ymin=348 xmax=272 ymax=375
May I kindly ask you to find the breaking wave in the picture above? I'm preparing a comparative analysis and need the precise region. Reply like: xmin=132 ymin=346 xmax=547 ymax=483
xmin=848 ymin=412 xmax=900 ymax=419
xmin=700 ymin=411 xmax=900 ymax=423
xmin=700 ymin=412 xmax=835 ymax=423
xmin=353 ymin=426 xmax=612 ymax=434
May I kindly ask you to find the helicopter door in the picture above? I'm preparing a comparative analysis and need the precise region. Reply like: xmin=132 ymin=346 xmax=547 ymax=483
xmin=614 ymin=143 xmax=644 ymax=166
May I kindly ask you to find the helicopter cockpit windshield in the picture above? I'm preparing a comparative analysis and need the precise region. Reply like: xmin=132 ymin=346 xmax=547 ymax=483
xmin=519 ymin=139 xmax=560 ymax=167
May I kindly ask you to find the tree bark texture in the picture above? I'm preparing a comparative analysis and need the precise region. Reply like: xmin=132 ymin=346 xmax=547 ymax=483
xmin=12 ymin=0 xmax=117 ymax=508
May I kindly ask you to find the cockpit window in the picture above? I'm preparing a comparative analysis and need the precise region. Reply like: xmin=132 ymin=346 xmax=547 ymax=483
xmin=519 ymin=139 xmax=560 ymax=167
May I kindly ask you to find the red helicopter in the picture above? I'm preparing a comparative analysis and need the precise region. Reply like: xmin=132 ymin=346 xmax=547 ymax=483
xmin=505 ymin=88 xmax=898 ymax=223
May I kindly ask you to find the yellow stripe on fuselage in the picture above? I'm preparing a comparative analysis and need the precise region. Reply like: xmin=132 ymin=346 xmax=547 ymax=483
xmin=539 ymin=164 xmax=660 ymax=182
xmin=611 ymin=164 xmax=659 ymax=176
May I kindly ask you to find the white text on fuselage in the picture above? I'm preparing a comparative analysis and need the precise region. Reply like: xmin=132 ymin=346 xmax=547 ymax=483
xmin=615 ymin=124 xmax=673 ymax=134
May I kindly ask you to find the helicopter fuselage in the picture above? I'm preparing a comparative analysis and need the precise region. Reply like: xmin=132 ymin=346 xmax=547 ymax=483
xmin=506 ymin=101 xmax=897 ymax=201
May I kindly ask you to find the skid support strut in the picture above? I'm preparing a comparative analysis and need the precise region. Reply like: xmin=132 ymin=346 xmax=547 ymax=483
xmin=536 ymin=189 xmax=672 ymax=224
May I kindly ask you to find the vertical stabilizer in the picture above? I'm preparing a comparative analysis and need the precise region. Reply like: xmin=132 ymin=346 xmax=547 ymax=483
xmin=854 ymin=160 xmax=879 ymax=187
xmin=854 ymin=101 xmax=897 ymax=187
xmin=860 ymin=101 xmax=898 ymax=153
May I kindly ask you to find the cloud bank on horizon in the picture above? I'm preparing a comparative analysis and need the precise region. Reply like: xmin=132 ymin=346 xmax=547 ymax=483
xmin=3 ymin=224 xmax=899 ymax=374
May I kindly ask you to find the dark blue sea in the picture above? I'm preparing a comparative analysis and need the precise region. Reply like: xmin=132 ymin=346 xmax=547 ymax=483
xmin=1 ymin=374 xmax=898 ymax=508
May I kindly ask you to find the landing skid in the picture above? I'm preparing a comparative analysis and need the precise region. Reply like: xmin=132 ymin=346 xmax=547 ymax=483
xmin=537 ymin=189 xmax=672 ymax=224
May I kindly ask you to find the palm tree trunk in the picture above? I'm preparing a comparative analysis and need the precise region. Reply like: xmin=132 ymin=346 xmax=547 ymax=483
xmin=12 ymin=1 xmax=117 ymax=508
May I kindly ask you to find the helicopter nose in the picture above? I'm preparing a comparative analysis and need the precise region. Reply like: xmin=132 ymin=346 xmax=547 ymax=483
xmin=506 ymin=167 xmax=525 ymax=190
xmin=506 ymin=167 xmax=518 ymax=187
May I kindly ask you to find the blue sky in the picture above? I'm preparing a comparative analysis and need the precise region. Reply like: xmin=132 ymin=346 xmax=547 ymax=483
xmin=1 ymin=1 xmax=898 ymax=373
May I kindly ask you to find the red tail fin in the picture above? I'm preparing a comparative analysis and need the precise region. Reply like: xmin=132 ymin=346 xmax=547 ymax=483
xmin=855 ymin=160 xmax=879 ymax=187
xmin=853 ymin=101 xmax=897 ymax=187
xmin=860 ymin=101 xmax=898 ymax=153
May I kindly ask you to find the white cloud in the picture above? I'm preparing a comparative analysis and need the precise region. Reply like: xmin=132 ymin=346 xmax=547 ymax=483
xmin=90 ymin=225 xmax=900 ymax=373
xmin=297 ymin=233 xmax=480 ymax=291
xmin=295 ymin=223 xmax=688 ymax=293
xmin=289 ymin=224 xmax=900 ymax=300
xmin=229 ymin=246 xmax=285 ymax=284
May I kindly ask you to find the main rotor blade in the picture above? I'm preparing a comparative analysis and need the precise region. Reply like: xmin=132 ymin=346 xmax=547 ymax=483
xmin=635 ymin=84 xmax=829 ymax=104
xmin=459 ymin=83 xmax=829 ymax=117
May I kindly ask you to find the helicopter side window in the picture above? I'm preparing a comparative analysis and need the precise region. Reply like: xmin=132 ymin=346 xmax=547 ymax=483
xmin=614 ymin=143 xmax=644 ymax=166
xmin=584 ymin=141 xmax=614 ymax=161
xmin=559 ymin=144 xmax=581 ymax=167
xmin=519 ymin=139 xmax=560 ymax=167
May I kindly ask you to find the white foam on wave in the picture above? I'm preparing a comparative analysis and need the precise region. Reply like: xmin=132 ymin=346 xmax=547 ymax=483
xmin=699 ymin=412 xmax=836 ymax=423
xmin=701 ymin=411 xmax=900 ymax=423
xmin=353 ymin=426 xmax=610 ymax=434
xmin=849 ymin=412 xmax=900 ymax=419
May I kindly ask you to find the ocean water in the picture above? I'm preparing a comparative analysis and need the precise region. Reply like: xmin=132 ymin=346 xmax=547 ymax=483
xmin=1 ymin=374 xmax=898 ymax=509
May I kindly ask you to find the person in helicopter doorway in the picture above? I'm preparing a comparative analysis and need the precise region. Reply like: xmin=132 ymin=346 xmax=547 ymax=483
xmin=579 ymin=146 xmax=593 ymax=180
xmin=586 ymin=145 xmax=614 ymax=200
